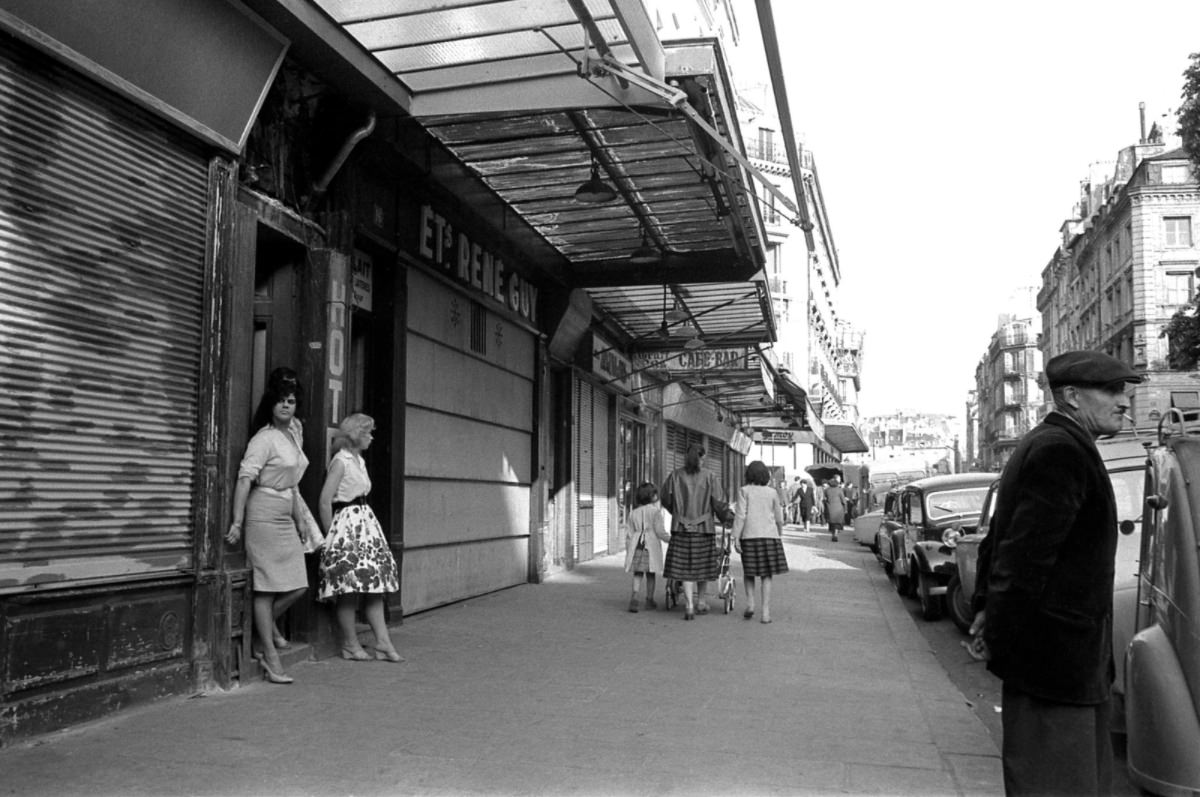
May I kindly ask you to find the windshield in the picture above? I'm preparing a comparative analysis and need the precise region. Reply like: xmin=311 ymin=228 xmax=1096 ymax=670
xmin=925 ymin=487 xmax=990 ymax=521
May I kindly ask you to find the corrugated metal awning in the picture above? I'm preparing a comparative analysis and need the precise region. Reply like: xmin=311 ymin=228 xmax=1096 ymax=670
xmin=300 ymin=0 xmax=774 ymax=348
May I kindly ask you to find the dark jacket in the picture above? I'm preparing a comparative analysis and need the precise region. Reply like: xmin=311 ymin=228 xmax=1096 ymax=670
xmin=974 ymin=412 xmax=1117 ymax=705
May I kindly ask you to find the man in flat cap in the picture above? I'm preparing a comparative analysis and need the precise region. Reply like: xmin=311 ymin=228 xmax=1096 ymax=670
xmin=972 ymin=350 xmax=1142 ymax=795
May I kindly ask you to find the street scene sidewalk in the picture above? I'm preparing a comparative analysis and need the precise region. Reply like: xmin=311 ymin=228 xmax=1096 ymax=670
xmin=0 ymin=526 xmax=1002 ymax=796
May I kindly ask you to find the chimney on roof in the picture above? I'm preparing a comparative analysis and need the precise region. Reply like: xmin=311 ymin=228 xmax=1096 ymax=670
xmin=1139 ymin=102 xmax=1146 ymax=144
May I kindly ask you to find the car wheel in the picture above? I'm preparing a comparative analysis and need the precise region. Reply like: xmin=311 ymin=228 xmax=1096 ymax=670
xmin=946 ymin=574 xmax=973 ymax=634
xmin=917 ymin=570 xmax=943 ymax=620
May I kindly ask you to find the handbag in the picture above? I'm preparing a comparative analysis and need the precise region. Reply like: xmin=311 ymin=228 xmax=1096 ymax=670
xmin=297 ymin=496 xmax=326 ymax=553
xmin=630 ymin=531 xmax=649 ymax=572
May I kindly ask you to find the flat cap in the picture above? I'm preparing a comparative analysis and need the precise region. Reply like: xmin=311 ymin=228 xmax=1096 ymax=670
xmin=1045 ymin=350 xmax=1143 ymax=388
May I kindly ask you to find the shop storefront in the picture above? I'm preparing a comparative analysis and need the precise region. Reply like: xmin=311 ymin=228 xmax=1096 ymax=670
xmin=402 ymin=202 xmax=543 ymax=609
xmin=0 ymin=1 xmax=286 ymax=741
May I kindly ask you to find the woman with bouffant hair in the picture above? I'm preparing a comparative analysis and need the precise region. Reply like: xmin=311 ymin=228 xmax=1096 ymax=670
xmin=226 ymin=367 xmax=313 ymax=684
xmin=317 ymin=413 xmax=403 ymax=662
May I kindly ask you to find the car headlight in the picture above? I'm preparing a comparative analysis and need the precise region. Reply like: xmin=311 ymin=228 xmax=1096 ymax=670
xmin=942 ymin=526 xmax=962 ymax=548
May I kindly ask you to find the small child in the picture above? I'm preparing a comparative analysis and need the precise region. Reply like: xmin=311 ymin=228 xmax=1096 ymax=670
xmin=623 ymin=482 xmax=671 ymax=613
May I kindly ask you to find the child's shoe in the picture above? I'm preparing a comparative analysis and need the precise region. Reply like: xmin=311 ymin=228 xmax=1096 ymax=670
xmin=628 ymin=597 xmax=639 ymax=613
xmin=644 ymin=597 xmax=658 ymax=610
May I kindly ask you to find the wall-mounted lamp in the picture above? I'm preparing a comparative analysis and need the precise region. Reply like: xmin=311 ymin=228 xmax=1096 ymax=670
xmin=574 ymin=156 xmax=617 ymax=204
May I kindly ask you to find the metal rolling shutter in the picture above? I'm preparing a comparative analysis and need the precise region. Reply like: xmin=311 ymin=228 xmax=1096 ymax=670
xmin=591 ymin=384 xmax=609 ymax=556
xmin=574 ymin=376 xmax=594 ymax=562
xmin=0 ymin=42 xmax=209 ymax=590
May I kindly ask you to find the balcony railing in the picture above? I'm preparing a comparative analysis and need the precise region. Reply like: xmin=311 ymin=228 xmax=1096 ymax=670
xmin=747 ymin=139 xmax=789 ymax=166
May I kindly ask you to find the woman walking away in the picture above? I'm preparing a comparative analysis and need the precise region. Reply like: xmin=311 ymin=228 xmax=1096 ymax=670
xmin=226 ymin=367 xmax=313 ymax=684
xmin=623 ymin=482 xmax=671 ymax=612
xmin=317 ymin=413 xmax=403 ymax=663
xmin=661 ymin=442 xmax=735 ymax=620
xmin=733 ymin=461 xmax=788 ymax=623
xmin=824 ymin=475 xmax=848 ymax=543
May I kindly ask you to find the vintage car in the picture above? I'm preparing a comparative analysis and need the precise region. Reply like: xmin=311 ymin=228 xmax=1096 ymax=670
xmin=854 ymin=486 xmax=900 ymax=551
xmin=1125 ymin=423 xmax=1200 ymax=795
xmin=945 ymin=435 xmax=1148 ymax=730
xmin=876 ymin=472 xmax=997 ymax=620
xmin=944 ymin=481 xmax=998 ymax=633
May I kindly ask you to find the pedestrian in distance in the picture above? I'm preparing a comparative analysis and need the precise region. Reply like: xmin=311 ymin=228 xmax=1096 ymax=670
xmin=844 ymin=478 xmax=859 ymax=524
xmin=971 ymin=349 xmax=1143 ymax=796
xmin=660 ymin=442 xmax=735 ymax=620
xmin=317 ymin=413 xmax=403 ymax=663
xmin=623 ymin=482 xmax=670 ymax=613
xmin=823 ymin=475 xmax=848 ymax=542
xmin=785 ymin=476 xmax=802 ymax=524
xmin=226 ymin=367 xmax=314 ymax=685
xmin=797 ymin=478 xmax=816 ymax=533
xmin=732 ymin=460 xmax=787 ymax=624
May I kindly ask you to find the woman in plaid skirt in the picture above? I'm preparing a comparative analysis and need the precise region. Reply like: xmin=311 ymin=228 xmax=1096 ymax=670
xmin=732 ymin=460 xmax=788 ymax=623
xmin=661 ymin=443 xmax=734 ymax=620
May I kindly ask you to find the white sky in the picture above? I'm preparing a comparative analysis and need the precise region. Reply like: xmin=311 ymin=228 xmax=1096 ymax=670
xmin=764 ymin=1 xmax=1200 ymax=418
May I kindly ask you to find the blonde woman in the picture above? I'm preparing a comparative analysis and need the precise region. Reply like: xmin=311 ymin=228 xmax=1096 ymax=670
xmin=317 ymin=413 xmax=403 ymax=662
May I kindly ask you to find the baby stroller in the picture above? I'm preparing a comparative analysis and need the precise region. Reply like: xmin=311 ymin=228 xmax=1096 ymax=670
xmin=664 ymin=522 xmax=736 ymax=614
xmin=715 ymin=523 xmax=736 ymax=614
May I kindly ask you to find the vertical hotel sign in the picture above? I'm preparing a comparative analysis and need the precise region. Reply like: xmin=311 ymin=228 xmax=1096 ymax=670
xmin=326 ymin=252 xmax=350 ymax=428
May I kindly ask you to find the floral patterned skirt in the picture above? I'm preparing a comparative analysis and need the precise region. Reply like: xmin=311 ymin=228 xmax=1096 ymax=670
xmin=317 ymin=503 xmax=399 ymax=601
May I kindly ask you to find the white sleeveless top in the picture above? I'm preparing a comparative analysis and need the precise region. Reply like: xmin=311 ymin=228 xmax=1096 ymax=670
xmin=331 ymin=449 xmax=371 ymax=502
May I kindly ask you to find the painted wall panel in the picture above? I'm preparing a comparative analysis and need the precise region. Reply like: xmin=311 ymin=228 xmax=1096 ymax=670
xmin=404 ymin=481 xmax=530 ymax=548
xmin=401 ymin=538 xmax=527 ymax=613
xmin=406 ymin=406 xmax=531 ymax=483
xmin=407 ymin=335 xmax=533 ymax=433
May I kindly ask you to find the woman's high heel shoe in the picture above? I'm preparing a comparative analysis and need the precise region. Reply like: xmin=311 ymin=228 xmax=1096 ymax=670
xmin=340 ymin=646 xmax=370 ymax=661
xmin=374 ymin=646 xmax=405 ymax=663
xmin=255 ymin=652 xmax=294 ymax=684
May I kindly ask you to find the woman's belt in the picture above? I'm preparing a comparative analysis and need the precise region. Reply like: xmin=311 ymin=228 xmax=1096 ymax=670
xmin=252 ymin=484 xmax=295 ymax=498
xmin=332 ymin=495 xmax=369 ymax=513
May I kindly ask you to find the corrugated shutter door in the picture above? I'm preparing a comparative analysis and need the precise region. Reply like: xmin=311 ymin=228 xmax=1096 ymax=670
xmin=591 ymin=383 xmax=609 ymax=556
xmin=707 ymin=434 xmax=727 ymax=494
xmin=0 ymin=43 xmax=208 ymax=591
xmin=574 ymin=374 xmax=594 ymax=562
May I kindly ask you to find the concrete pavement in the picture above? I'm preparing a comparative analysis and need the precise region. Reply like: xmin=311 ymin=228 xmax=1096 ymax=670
xmin=0 ymin=526 xmax=1002 ymax=796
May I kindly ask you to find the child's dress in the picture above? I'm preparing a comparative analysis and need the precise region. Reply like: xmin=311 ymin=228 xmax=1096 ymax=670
xmin=318 ymin=449 xmax=399 ymax=601
xmin=623 ymin=503 xmax=670 ymax=575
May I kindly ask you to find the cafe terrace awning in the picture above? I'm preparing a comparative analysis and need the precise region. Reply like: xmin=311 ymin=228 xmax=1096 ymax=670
xmin=241 ymin=0 xmax=802 ymax=353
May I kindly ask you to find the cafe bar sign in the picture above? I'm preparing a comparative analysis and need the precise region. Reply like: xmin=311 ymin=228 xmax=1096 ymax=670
xmin=632 ymin=348 xmax=751 ymax=373
xmin=417 ymin=204 xmax=538 ymax=324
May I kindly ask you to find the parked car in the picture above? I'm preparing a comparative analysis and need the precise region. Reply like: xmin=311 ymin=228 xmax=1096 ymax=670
xmin=944 ymin=480 xmax=998 ymax=633
xmin=1125 ymin=426 xmax=1200 ymax=795
xmin=877 ymin=473 xmax=998 ymax=620
xmin=854 ymin=486 xmax=900 ymax=552
xmin=945 ymin=436 xmax=1148 ymax=731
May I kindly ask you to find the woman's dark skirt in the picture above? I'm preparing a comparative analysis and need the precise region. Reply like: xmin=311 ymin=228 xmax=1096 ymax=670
xmin=663 ymin=532 xmax=718 ymax=581
xmin=739 ymin=538 xmax=789 ymax=577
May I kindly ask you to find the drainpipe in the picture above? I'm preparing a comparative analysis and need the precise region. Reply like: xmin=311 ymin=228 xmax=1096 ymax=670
xmin=304 ymin=110 xmax=377 ymax=209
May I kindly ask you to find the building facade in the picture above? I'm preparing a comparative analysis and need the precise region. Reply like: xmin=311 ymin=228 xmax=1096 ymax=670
xmin=1038 ymin=138 xmax=1200 ymax=425
xmin=973 ymin=311 xmax=1043 ymax=471
xmin=0 ymin=0 xmax=807 ymax=744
